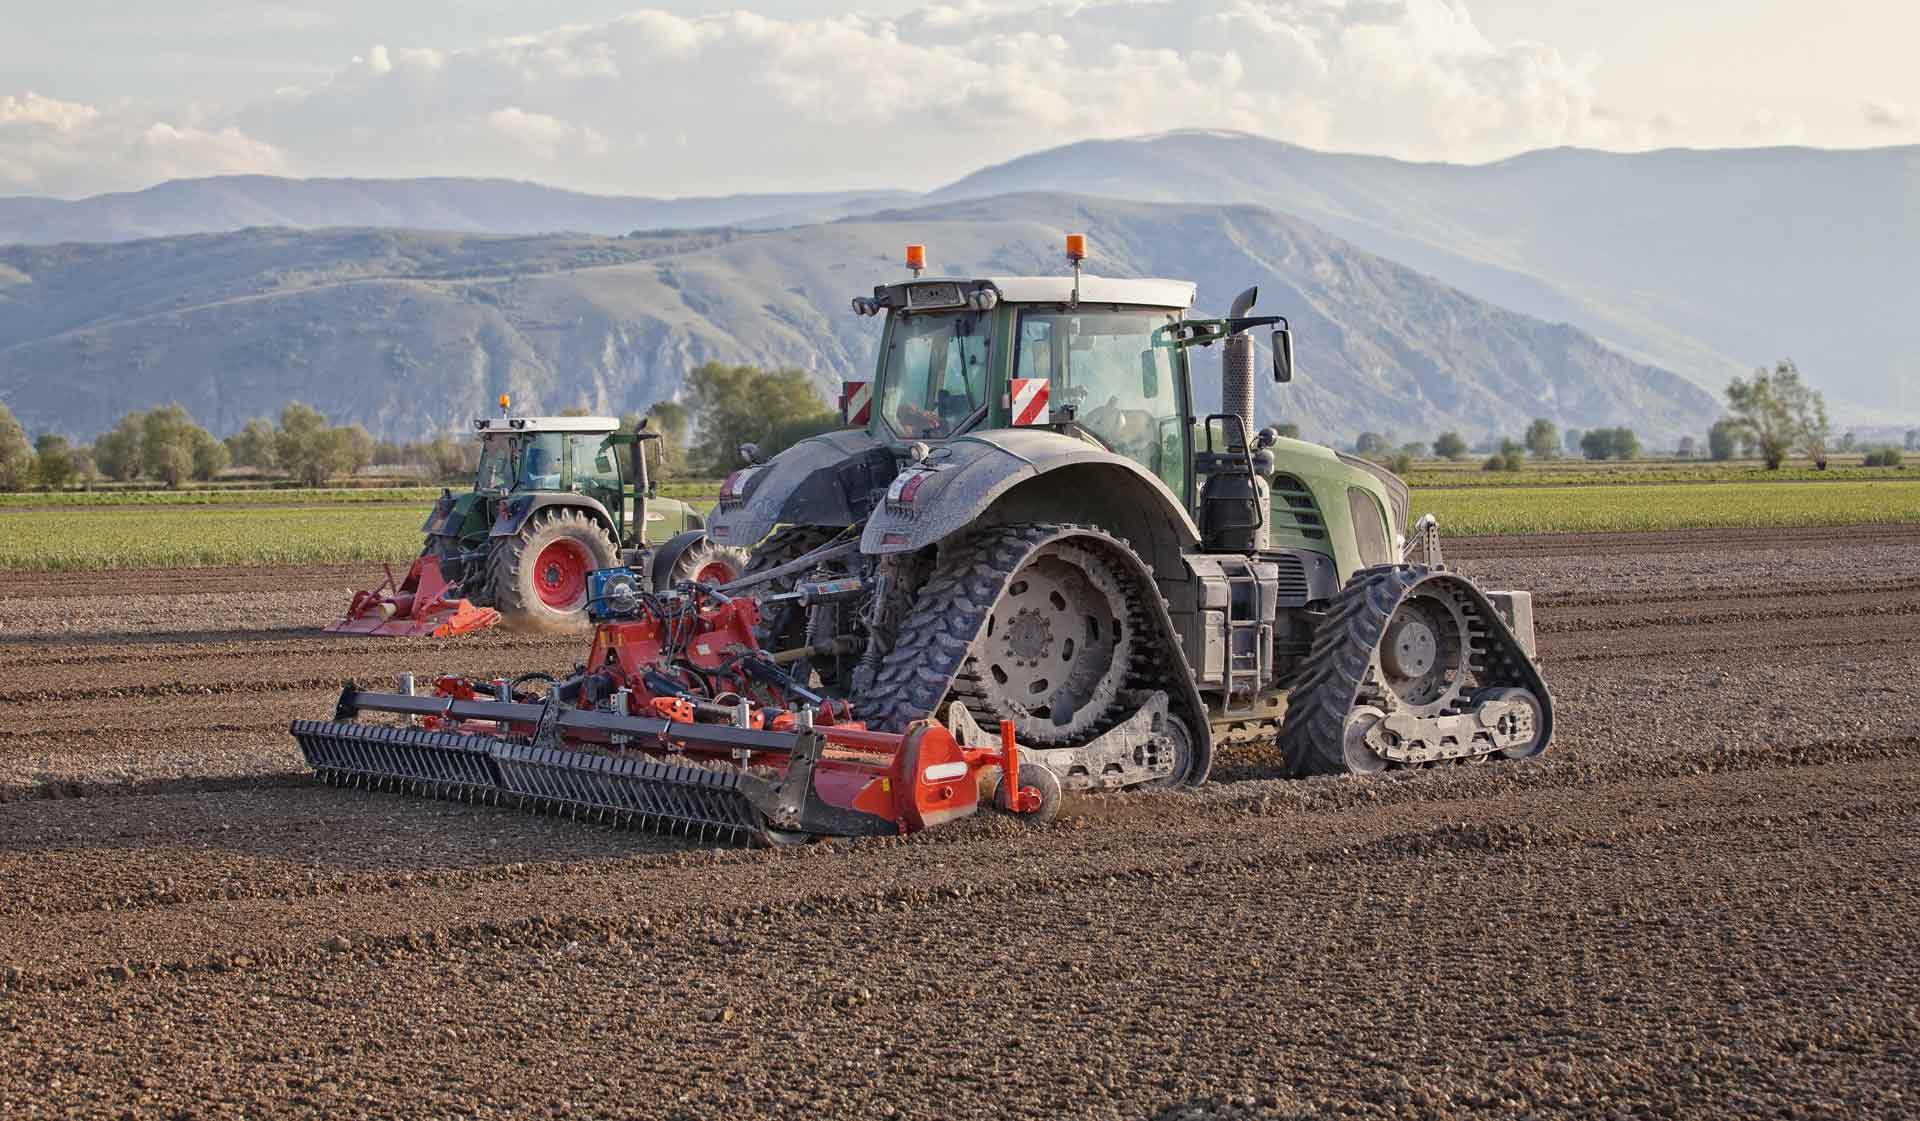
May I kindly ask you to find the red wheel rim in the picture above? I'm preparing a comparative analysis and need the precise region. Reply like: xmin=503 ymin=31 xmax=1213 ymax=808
xmin=533 ymin=540 xmax=590 ymax=609
xmin=695 ymin=559 xmax=738 ymax=585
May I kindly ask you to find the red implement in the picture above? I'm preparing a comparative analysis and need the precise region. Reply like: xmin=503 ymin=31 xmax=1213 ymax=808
xmin=326 ymin=554 xmax=501 ymax=638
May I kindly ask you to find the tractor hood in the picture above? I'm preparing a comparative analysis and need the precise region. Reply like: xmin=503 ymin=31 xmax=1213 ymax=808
xmin=862 ymin=428 xmax=1200 ymax=559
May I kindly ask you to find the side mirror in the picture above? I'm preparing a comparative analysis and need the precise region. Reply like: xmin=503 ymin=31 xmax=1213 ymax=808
xmin=1271 ymin=327 xmax=1294 ymax=383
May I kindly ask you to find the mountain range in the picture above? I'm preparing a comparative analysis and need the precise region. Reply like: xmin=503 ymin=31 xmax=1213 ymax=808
xmin=0 ymin=193 xmax=1714 ymax=446
xmin=3 ymin=132 xmax=1907 ymax=441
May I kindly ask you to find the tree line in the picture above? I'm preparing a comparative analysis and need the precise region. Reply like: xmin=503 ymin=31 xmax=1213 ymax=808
xmin=1343 ymin=361 xmax=1909 ymax=473
xmin=0 ymin=361 xmax=844 ymax=492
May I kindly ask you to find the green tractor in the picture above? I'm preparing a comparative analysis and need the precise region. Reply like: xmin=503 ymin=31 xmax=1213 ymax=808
xmin=333 ymin=407 xmax=746 ymax=636
xmin=710 ymin=238 xmax=1551 ymax=783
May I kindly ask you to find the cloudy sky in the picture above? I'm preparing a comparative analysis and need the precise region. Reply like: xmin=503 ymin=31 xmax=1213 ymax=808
xmin=3 ymin=0 xmax=1915 ymax=199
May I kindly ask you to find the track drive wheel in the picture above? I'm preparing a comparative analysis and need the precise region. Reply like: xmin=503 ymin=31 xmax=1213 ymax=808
xmin=1279 ymin=566 xmax=1466 ymax=777
xmin=865 ymin=524 xmax=1141 ymax=745
xmin=488 ymin=509 xmax=619 ymax=626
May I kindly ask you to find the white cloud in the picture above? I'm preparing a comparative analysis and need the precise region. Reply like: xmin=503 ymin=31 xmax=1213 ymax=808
xmin=481 ymin=107 xmax=610 ymax=159
xmin=221 ymin=0 xmax=1613 ymax=193
xmin=0 ymin=92 xmax=285 ymax=194
xmin=1862 ymin=99 xmax=1916 ymax=131
xmin=0 ymin=1 xmax=1632 ymax=196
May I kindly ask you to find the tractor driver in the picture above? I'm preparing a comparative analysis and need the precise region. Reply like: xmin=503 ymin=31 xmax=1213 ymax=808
xmin=519 ymin=439 xmax=563 ymax=490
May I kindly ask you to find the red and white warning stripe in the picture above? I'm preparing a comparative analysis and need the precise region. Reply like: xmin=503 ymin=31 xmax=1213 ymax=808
xmin=1010 ymin=378 xmax=1050 ymax=425
xmin=843 ymin=380 xmax=872 ymax=426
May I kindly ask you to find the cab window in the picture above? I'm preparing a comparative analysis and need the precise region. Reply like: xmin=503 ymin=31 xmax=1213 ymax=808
xmin=1011 ymin=308 xmax=1189 ymax=501
xmin=571 ymin=436 xmax=622 ymax=491
xmin=516 ymin=433 xmax=567 ymax=491
xmin=878 ymin=311 xmax=990 ymax=439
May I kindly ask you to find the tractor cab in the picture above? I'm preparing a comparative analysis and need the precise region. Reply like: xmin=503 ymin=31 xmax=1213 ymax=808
xmin=850 ymin=271 xmax=1201 ymax=501
xmin=471 ymin=415 xmax=628 ymax=516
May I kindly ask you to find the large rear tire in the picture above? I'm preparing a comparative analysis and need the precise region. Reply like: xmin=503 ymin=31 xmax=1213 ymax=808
xmin=488 ymin=509 xmax=619 ymax=627
xmin=864 ymin=524 xmax=1139 ymax=745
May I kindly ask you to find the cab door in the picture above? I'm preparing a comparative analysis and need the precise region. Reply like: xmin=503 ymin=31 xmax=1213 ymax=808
xmin=571 ymin=435 xmax=628 ymax=539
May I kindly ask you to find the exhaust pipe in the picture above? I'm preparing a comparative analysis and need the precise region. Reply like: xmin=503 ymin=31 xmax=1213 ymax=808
xmin=1222 ymin=286 xmax=1258 ymax=451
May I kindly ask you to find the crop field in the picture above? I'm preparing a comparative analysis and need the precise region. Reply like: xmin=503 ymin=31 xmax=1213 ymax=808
xmin=1412 ymin=479 xmax=1920 ymax=536
xmin=2 ymin=524 xmax=1916 ymax=1118
xmin=6 ymin=478 xmax=1920 ymax=572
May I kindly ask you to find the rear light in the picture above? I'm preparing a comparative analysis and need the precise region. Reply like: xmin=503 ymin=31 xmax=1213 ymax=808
xmin=897 ymin=471 xmax=931 ymax=504
xmin=719 ymin=469 xmax=751 ymax=500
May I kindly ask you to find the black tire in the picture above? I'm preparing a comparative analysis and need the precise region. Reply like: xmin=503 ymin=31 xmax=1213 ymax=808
xmin=487 ymin=508 xmax=619 ymax=627
xmin=1278 ymin=566 xmax=1422 ymax=777
xmin=652 ymin=534 xmax=751 ymax=592
xmin=863 ymin=523 xmax=1140 ymax=745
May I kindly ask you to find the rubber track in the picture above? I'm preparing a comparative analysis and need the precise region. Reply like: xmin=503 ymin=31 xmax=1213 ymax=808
xmin=1277 ymin=565 xmax=1551 ymax=777
xmin=861 ymin=524 xmax=1201 ymax=758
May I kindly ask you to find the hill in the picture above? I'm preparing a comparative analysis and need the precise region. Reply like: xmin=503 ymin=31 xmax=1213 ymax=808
xmin=0 ymin=176 xmax=913 ymax=244
xmin=0 ymin=195 xmax=1716 ymax=447
xmin=937 ymin=132 xmax=1920 ymax=421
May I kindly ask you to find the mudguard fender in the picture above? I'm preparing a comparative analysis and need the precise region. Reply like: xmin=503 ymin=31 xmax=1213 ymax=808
xmin=489 ymin=493 xmax=618 ymax=540
xmin=860 ymin=429 xmax=1200 ymax=563
xmin=704 ymin=429 xmax=894 ymax=548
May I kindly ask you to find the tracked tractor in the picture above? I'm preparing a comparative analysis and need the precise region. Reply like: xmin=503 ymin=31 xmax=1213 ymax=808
xmin=329 ymin=402 xmax=747 ymax=635
xmin=710 ymin=238 xmax=1551 ymax=783
xmin=293 ymin=237 xmax=1551 ymax=846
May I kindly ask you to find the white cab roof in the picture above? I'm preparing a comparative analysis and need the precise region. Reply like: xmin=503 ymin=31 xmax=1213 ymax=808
xmin=983 ymin=275 xmax=1196 ymax=309
xmin=473 ymin=416 xmax=621 ymax=434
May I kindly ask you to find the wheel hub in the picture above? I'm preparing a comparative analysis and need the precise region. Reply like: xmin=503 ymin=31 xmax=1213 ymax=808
xmin=1383 ymin=616 xmax=1439 ymax=678
xmin=975 ymin=546 xmax=1130 ymax=740
xmin=1375 ymin=593 xmax=1469 ymax=715
xmin=1003 ymin=608 xmax=1053 ymax=664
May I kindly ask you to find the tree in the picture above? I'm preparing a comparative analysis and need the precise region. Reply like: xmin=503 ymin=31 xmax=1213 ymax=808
xmin=1431 ymin=431 xmax=1468 ymax=460
xmin=1840 ymin=431 xmax=1857 ymax=452
xmin=94 ymin=414 xmax=144 ymax=481
xmin=1906 ymin=429 xmax=1919 ymax=452
xmin=684 ymin=363 xmax=838 ymax=476
xmin=1580 ymin=427 xmax=1640 ymax=461
xmin=1524 ymin=418 xmax=1559 ymax=459
xmin=1675 ymin=435 xmax=1698 ymax=459
xmin=0 ymin=402 xmax=33 ymax=491
xmin=1724 ymin=359 xmax=1828 ymax=470
xmin=1482 ymin=438 xmax=1526 ymax=472
xmin=338 ymin=423 xmax=376 ymax=475
xmin=644 ymin=399 xmax=692 ymax=480
xmin=275 ymin=402 xmax=354 ymax=487
xmin=1354 ymin=431 xmax=1393 ymax=458
xmin=419 ymin=432 xmax=475 ymax=482
xmin=138 ymin=404 xmax=223 ymax=487
xmin=1707 ymin=420 xmax=1739 ymax=461
xmin=225 ymin=418 xmax=279 ymax=469
xmin=34 ymin=433 xmax=74 ymax=490
xmin=1563 ymin=428 xmax=1583 ymax=455
xmin=140 ymin=407 xmax=196 ymax=487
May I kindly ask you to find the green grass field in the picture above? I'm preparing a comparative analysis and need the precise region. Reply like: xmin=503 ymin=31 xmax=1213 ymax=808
xmin=0 ymin=480 xmax=726 ymax=509
xmin=1411 ymin=480 xmax=1920 ymax=536
xmin=4 ymin=479 xmax=1917 ymax=572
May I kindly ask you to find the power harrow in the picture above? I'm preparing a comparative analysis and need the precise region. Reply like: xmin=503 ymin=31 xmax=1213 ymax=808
xmin=326 ymin=554 xmax=500 ymax=639
xmin=293 ymin=568 xmax=1059 ymax=845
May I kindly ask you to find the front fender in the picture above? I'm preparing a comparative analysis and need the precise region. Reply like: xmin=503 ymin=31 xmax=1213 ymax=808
xmin=705 ymin=429 xmax=894 ymax=548
xmin=490 ymin=493 xmax=617 ymax=539
xmin=861 ymin=430 xmax=1200 ymax=562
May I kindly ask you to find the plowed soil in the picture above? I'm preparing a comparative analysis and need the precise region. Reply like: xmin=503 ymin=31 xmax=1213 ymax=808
xmin=3 ymin=526 xmax=1918 ymax=1120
